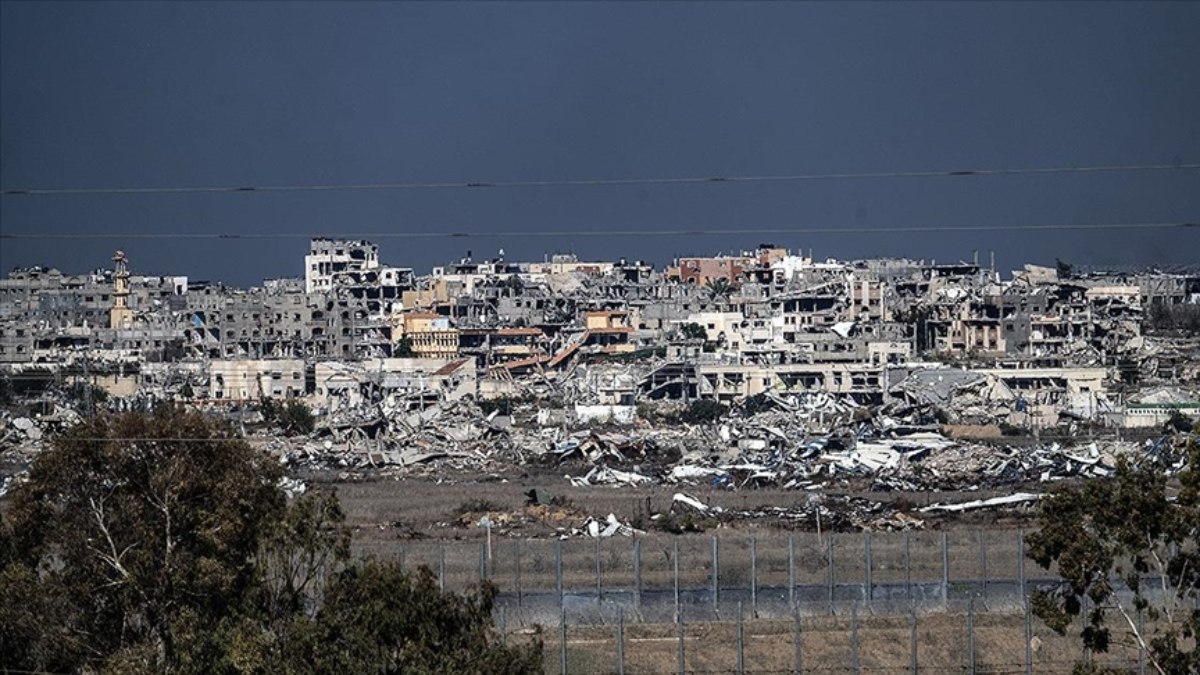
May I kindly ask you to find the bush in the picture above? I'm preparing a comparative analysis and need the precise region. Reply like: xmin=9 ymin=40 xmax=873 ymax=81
xmin=740 ymin=393 xmax=774 ymax=416
xmin=654 ymin=511 xmax=712 ymax=534
xmin=454 ymin=499 xmax=504 ymax=517
xmin=1164 ymin=410 xmax=1195 ymax=433
xmin=479 ymin=396 xmax=521 ymax=417
xmin=681 ymin=399 xmax=729 ymax=424
xmin=395 ymin=335 xmax=415 ymax=357
xmin=999 ymin=422 xmax=1025 ymax=437
xmin=261 ymin=398 xmax=315 ymax=436
xmin=280 ymin=400 xmax=315 ymax=436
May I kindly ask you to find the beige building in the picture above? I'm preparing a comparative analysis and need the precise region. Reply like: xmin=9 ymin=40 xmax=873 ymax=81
xmin=209 ymin=358 xmax=306 ymax=400
xmin=313 ymin=357 xmax=477 ymax=410
xmin=392 ymin=312 xmax=460 ymax=358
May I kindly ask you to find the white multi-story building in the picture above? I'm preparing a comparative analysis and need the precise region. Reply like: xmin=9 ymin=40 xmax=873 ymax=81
xmin=304 ymin=238 xmax=381 ymax=294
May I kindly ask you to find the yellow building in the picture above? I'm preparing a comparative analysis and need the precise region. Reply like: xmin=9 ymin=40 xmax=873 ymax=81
xmin=393 ymin=311 xmax=459 ymax=358
xmin=400 ymin=278 xmax=460 ymax=310
xmin=585 ymin=310 xmax=631 ymax=331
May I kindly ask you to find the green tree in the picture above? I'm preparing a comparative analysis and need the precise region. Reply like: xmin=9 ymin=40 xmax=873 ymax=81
xmin=703 ymin=277 xmax=734 ymax=301
xmin=0 ymin=406 xmax=540 ymax=674
xmin=1056 ymin=258 xmax=1075 ymax=279
xmin=260 ymin=396 xmax=281 ymax=423
xmin=681 ymin=399 xmax=729 ymax=424
xmin=740 ymin=393 xmax=775 ymax=416
xmin=1 ymin=406 xmax=285 ymax=672
xmin=259 ymin=398 xmax=315 ymax=436
xmin=395 ymin=335 xmax=415 ymax=357
xmin=680 ymin=322 xmax=708 ymax=341
xmin=268 ymin=564 xmax=539 ymax=674
xmin=502 ymin=274 xmax=524 ymax=292
xmin=280 ymin=399 xmax=315 ymax=436
xmin=1025 ymin=438 xmax=1199 ymax=675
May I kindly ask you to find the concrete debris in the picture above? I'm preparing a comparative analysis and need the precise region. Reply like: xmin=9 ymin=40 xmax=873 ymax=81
xmin=920 ymin=492 xmax=1043 ymax=513
xmin=3 ymin=242 xmax=1199 ymax=535
xmin=575 ymin=513 xmax=643 ymax=538
xmin=567 ymin=465 xmax=655 ymax=487
xmin=669 ymin=491 xmax=925 ymax=532
xmin=277 ymin=476 xmax=308 ymax=497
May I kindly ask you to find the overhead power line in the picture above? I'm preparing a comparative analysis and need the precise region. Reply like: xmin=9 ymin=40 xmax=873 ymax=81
xmin=1 ymin=162 xmax=1196 ymax=197
xmin=0 ymin=222 xmax=1194 ymax=241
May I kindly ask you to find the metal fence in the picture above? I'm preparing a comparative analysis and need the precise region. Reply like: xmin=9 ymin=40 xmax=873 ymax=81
xmin=357 ymin=530 xmax=1169 ymax=674
xmin=361 ymin=529 xmax=1051 ymax=623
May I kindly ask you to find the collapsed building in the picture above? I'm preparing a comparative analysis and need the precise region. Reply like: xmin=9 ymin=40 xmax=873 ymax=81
xmin=1 ymin=240 xmax=1197 ymax=437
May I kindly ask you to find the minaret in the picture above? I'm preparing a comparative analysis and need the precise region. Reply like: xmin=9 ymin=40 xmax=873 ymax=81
xmin=110 ymin=250 xmax=134 ymax=329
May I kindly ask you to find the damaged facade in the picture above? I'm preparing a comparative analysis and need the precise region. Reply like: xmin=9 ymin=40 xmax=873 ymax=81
xmin=2 ymin=239 xmax=1198 ymax=523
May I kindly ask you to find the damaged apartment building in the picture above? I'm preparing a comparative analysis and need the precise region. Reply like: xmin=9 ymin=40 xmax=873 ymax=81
xmin=1 ymin=237 xmax=1197 ymax=429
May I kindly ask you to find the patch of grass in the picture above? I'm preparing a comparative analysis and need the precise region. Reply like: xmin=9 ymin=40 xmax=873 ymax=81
xmin=453 ymin=498 xmax=504 ymax=517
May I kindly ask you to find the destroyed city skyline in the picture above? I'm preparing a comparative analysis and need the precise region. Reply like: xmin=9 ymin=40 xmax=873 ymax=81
xmin=3 ymin=3 xmax=1199 ymax=672
xmin=3 ymin=2 xmax=1200 ymax=284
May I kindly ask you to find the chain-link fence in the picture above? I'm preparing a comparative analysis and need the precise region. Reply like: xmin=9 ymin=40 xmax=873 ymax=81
xmin=357 ymin=530 xmax=1174 ymax=673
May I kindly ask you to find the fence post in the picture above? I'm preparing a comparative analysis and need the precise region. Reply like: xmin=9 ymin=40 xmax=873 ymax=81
xmin=556 ymin=538 xmax=563 ymax=608
xmin=673 ymin=537 xmax=681 ymax=624
xmin=788 ymin=535 xmax=796 ymax=608
xmin=827 ymin=535 xmax=835 ymax=615
xmin=736 ymin=601 xmax=745 ymax=674
xmin=677 ymin=607 xmax=686 ymax=675
xmin=910 ymin=604 xmax=918 ymax=675
xmin=616 ymin=610 xmax=625 ymax=675
xmin=864 ymin=531 xmax=873 ymax=610
xmin=941 ymin=531 xmax=950 ymax=608
xmin=479 ymin=542 xmax=487 ymax=582
xmin=438 ymin=544 xmax=446 ymax=593
xmin=793 ymin=607 xmax=803 ymax=675
xmin=1017 ymin=529 xmax=1026 ymax=600
xmin=711 ymin=534 xmax=719 ymax=614
xmin=1024 ymin=590 xmax=1034 ymax=675
xmin=1137 ymin=608 xmax=1146 ymax=675
xmin=515 ymin=539 xmax=523 ymax=608
xmin=904 ymin=530 xmax=912 ymax=605
xmin=594 ymin=537 xmax=602 ymax=608
xmin=1081 ymin=593 xmax=1091 ymax=666
xmin=560 ymin=605 xmax=568 ymax=675
xmin=851 ymin=602 xmax=860 ymax=675
xmin=633 ymin=538 xmax=642 ymax=611
xmin=500 ymin=605 xmax=507 ymax=644
xmin=967 ymin=598 xmax=976 ymax=675
xmin=398 ymin=545 xmax=406 ymax=571
xmin=750 ymin=536 xmax=758 ymax=617
xmin=978 ymin=530 xmax=988 ymax=605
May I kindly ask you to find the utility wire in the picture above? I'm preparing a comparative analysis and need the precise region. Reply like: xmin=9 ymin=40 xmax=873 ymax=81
xmin=1 ymin=162 xmax=1196 ymax=196
xmin=1 ymin=221 xmax=1194 ymax=241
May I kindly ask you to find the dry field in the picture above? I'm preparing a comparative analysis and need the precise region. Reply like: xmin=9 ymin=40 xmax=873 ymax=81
xmin=330 ymin=473 xmax=1050 ymax=597
xmin=329 ymin=471 xmax=1037 ymax=544
xmin=507 ymin=611 xmax=1145 ymax=674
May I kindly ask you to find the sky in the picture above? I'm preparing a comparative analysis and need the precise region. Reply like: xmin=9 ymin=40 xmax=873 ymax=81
xmin=1 ymin=1 xmax=1198 ymax=286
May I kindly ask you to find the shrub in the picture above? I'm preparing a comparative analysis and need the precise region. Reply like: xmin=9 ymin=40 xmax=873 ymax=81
xmin=681 ymin=399 xmax=729 ymax=424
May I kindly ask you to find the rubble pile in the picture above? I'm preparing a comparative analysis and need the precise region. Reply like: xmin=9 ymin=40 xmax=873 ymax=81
xmin=558 ymin=393 xmax=1195 ymax=493
xmin=667 ymin=491 xmax=926 ymax=532
xmin=231 ymin=374 xmax=1198 ymax=506
xmin=280 ymin=398 xmax=522 ymax=475
xmin=1 ymin=405 xmax=83 ymax=450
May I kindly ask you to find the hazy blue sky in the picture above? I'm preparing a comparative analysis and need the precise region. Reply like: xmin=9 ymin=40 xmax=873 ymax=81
xmin=2 ymin=1 xmax=1197 ymax=285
